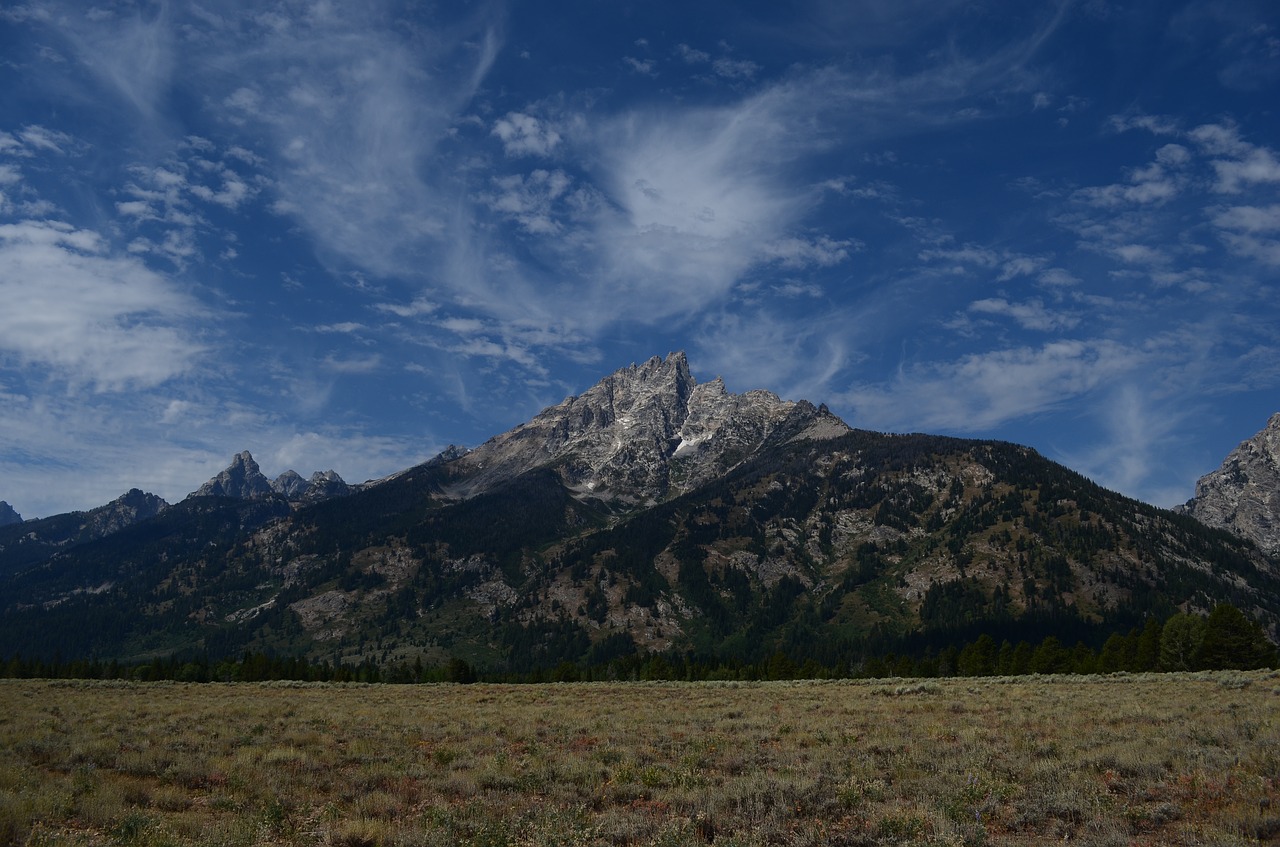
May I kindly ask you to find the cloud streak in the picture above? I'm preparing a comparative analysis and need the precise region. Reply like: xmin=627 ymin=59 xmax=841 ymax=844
xmin=0 ymin=220 xmax=204 ymax=390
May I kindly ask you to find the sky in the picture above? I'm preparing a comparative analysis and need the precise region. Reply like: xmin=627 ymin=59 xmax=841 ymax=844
xmin=1 ymin=0 xmax=1279 ymax=519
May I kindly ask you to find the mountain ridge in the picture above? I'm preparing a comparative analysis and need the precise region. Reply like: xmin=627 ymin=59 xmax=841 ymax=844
xmin=0 ymin=353 xmax=1276 ymax=670
xmin=190 ymin=451 xmax=351 ymax=504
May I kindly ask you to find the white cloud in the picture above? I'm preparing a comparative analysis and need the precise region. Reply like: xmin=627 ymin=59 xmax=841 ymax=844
xmin=17 ymin=125 xmax=73 ymax=154
xmin=968 ymin=297 xmax=1080 ymax=331
xmin=997 ymin=256 xmax=1045 ymax=281
xmin=1109 ymin=243 xmax=1167 ymax=265
xmin=1056 ymin=385 xmax=1195 ymax=508
xmin=0 ymin=219 xmax=205 ymax=391
xmin=676 ymin=44 xmax=710 ymax=64
xmin=1190 ymin=122 xmax=1280 ymax=193
xmin=919 ymin=245 xmax=1001 ymax=267
xmin=321 ymin=354 xmax=381 ymax=374
xmin=1107 ymin=114 xmax=1180 ymax=135
xmin=713 ymin=57 xmax=760 ymax=79
xmin=1211 ymin=204 xmax=1280 ymax=233
xmin=623 ymin=57 xmax=656 ymax=76
xmin=844 ymin=340 xmax=1145 ymax=432
xmin=760 ymin=235 xmax=857 ymax=268
xmin=492 ymin=112 xmax=562 ymax=157
xmin=1210 ymin=203 xmax=1280 ymax=265
xmin=45 ymin=4 xmax=178 ymax=121
xmin=483 ymin=169 xmax=572 ymax=234
xmin=1072 ymin=152 xmax=1187 ymax=207
xmin=374 ymin=297 xmax=437 ymax=318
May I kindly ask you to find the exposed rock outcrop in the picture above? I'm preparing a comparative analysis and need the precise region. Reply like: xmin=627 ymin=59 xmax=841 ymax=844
xmin=1182 ymin=413 xmax=1280 ymax=556
xmin=447 ymin=351 xmax=850 ymax=503
xmin=191 ymin=451 xmax=275 ymax=500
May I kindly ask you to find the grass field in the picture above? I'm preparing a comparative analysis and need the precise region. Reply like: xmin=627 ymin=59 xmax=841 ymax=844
xmin=2 ymin=672 xmax=1278 ymax=846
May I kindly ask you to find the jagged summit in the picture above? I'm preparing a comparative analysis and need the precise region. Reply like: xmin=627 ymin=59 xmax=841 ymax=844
xmin=0 ymin=501 xmax=22 ymax=526
xmin=191 ymin=451 xmax=275 ymax=500
xmin=84 ymin=489 xmax=169 ymax=536
xmin=303 ymin=470 xmax=350 ymax=501
xmin=1182 ymin=412 xmax=1280 ymax=555
xmin=271 ymin=470 xmax=309 ymax=499
xmin=190 ymin=452 xmax=349 ymax=503
xmin=448 ymin=351 xmax=850 ymax=502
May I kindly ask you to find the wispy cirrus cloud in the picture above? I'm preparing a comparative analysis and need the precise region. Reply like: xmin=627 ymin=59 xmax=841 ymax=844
xmin=843 ymin=339 xmax=1147 ymax=433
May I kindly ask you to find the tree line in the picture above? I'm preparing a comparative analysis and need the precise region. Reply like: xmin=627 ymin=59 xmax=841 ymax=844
xmin=1 ymin=603 xmax=1273 ymax=684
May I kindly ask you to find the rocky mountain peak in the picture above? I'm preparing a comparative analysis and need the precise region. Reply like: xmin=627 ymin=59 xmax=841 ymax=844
xmin=191 ymin=451 xmax=275 ymax=500
xmin=303 ymin=470 xmax=350 ymax=501
xmin=271 ymin=470 xmax=309 ymax=499
xmin=0 ymin=501 xmax=22 ymax=526
xmin=83 ymin=489 xmax=169 ymax=537
xmin=449 ymin=351 xmax=850 ymax=503
xmin=191 ymin=451 xmax=351 ymax=503
xmin=1182 ymin=412 xmax=1280 ymax=555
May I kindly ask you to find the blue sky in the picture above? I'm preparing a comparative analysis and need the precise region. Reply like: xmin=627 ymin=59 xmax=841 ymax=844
xmin=2 ymin=1 xmax=1279 ymax=518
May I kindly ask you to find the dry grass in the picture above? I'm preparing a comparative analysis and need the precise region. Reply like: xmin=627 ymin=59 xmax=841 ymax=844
xmin=2 ymin=671 xmax=1278 ymax=846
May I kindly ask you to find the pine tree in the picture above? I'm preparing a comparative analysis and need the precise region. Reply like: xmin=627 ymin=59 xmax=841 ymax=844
xmin=1158 ymin=613 xmax=1204 ymax=672
xmin=1197 ymin=604 xmax=1277 ymax=670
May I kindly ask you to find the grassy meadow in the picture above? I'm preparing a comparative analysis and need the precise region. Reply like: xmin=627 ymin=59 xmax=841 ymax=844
xmin=2 ymin=672 xmax=1278 ymax=847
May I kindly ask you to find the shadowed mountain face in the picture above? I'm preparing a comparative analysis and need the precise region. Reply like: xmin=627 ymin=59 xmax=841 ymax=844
xmin=1182 ymin=414 xmax=1280 ymax=557
xmin=1 ymin=354 xmax=1277 ymax=669
xmin=0 ymin=502 xmax=20 ymax=527
xmin=0 ymin=489 xmax=167 ymax=578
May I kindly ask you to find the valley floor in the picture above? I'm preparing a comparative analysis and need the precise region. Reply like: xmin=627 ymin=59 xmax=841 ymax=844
xmin=2 ymin=673 xmax=1278 ymax=846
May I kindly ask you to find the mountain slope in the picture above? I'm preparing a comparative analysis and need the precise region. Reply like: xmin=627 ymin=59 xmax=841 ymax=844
xmin=0 ymin=489 xmax=168 ymax=577
xmin=1 ymin=355 xmax=1276 ymax=669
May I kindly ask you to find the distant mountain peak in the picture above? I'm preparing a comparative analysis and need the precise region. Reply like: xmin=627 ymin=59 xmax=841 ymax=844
xmin=84 ymin=489 xmax=169 ymax=536
xmin=0 ymin=501 xmax=22 ymax=526
xmin=191 ymin=450 xmax=274 ymax=500
xmin=448 ymin=350 xmax=850 ymax=502
xmin=190 ymin=451 xmax=350 ymax=503
xmin=1183 ymin=412 xmax=1280 ymax=555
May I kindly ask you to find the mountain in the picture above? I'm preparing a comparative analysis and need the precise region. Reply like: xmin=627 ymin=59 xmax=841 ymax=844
xmin=0 ymin=489 xmax=168 ymax=577
xmin=191 ymin=451 xmax=350 ymax=503
xmin=191 ymin=451 xmax=275 ymax=499
xmin=0 ymin=502 xmax=20 ymax=527
xmin=448 ymin=352 xmax=849 ymax=503
xmin=1 ymin=354 xmax=1277 ymax=670
xmin=1181 ymin=413 xmax=1280 ymax=556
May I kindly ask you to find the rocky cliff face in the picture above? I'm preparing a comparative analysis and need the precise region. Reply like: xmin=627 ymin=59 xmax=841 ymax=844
xmin=192 ymin=452 xmax=350 ymax=503
xmin=1182 ymin=413 xmax=1280 ymax=556
xmin=448 ymin=352 xmax=850 ymax=503
xmin=0 ymin=502 xmax=21 ymax=527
